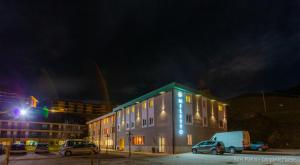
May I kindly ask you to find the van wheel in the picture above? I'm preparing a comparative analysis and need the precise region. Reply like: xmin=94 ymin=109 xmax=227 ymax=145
xmin=65 ymin=151 xmax=72 ymax=157
xmin=192 ymin=149 xmax=197 ymax=154
xmin=229 ymin=147 xmax=236 ymax=154
xmin=211 ymin=149 xmax=217 ymax=155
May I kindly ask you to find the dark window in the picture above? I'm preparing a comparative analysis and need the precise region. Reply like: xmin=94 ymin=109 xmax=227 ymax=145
xmin=203 ymin=117 xmax=208 ymax=126
xmin=186 ymin=114 xmax=192 ymax=124
xmin=219 ymin=120 xmax=224 ymax=128
xmin=142 ymin=119 xmax=147 ymax=126
xmin=149 ymin=118 xmax=154 ymax=125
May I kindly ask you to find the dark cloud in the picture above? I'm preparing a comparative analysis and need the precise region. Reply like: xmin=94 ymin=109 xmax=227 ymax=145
xmin=0 ymin=0 xmax=300 ymax=103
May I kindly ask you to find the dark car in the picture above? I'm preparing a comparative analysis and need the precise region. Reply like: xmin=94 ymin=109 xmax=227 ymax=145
xmin=10 ymin=144 xmax=27 ymax=154
xmin=249 ymin=141 xmax=269 ymax=151
xmin=192 ymin=140 xmax=225 ymax=155
xmin=35 ymin=143 xmax=49 ymax=153
xmin=0 ymin=144 xmax=4 ymax=155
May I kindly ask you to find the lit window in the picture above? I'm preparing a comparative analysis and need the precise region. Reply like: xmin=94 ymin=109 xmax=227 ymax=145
xmin=149 ymin=99 xmax=154 ymax=108
xmin=132 ymin=136 xmax=144 ymax=145
xmin=187 ymin=134 xmax=192 ymax=145
xmin=218 ymin=105 xmax=223 ymax=111
xmin=132 ymin=106 xmax=135 ymax=113
xmin=185 ymin=95 xmax=191 ymax=103
xmin=103 ymin=128 xmax=109 ymax=135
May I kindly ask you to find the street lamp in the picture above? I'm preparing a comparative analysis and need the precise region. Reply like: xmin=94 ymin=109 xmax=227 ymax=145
xmin=20 ymin=109 xmax=27 ymax=116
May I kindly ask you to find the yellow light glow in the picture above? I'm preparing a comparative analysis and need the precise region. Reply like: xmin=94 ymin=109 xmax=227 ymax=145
xmin=218 ymin=105 xmax=223 ymax=111
xmin=185 ymin=95 xmax=191 ymax=103
xmin=143 ymin=101 xmax=147 ymax=109
xmin=149 ymin=99 xmax=154 ymax=108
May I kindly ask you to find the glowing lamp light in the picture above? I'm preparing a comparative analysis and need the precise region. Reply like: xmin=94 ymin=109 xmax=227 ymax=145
xmin=20 ymin=109 xmax=27 ymax=116
xmin=178 ymin=92 xmax=183 ymax=97
xmin=178 ymin=130 xmax=183 ymax=135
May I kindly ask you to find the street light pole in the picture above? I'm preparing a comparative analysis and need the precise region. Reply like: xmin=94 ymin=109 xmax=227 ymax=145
xmin=106 ymin=134 xmax=109 ymax=154
xmin=127 ymin=131 xmax=132 ymax=158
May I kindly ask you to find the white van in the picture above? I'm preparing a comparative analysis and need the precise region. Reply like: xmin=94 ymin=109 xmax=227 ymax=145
xmin=211 ymin=131 xmax=250 ymax=154
xmin=59 ymin=139 xmax=99 ymax=156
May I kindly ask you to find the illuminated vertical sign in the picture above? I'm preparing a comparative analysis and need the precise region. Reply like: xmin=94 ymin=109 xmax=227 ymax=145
xmin=178 ymin=91 xmax=184 ymax=135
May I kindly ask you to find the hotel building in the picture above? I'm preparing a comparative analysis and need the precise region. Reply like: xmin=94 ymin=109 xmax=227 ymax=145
xmin=88 ymin=82 xmax=227 ymax=154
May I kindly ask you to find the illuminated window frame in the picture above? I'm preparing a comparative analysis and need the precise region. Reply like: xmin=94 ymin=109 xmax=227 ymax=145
xmin=132 ymin=136 xmax=145 ymax=145
xmin=149 ymin=99 xmax=154 ymax=108
xmin=187 ymin=134 xmax=192 ymax=145
xmin=218 ymin=104 xmax=223 ymax=112
xmin=185 ymin=95 xmax=191 ymax=103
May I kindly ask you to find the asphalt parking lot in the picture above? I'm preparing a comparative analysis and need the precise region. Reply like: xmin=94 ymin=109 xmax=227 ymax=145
xmin=1 ymin=151 xmax=300 ymax=165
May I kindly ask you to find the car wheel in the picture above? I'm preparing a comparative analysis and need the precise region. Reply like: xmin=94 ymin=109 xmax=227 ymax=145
xmin=258 ymin=147 xmax=263 ymax=152
xmin=229 ymin=147 xmax=236 ymax=154
xmin=192 ymin=149 xmax=197 ymax=154
xmin=211 ymin=150 xmax=217 ymax=155
xmin=65 ymin=151 xmax=72 ymax=157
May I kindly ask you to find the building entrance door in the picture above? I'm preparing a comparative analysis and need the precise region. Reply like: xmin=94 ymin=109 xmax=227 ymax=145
xmin=119 ymin=138 xmax=125 ymax=151
xmin=158 ymin=137 xmax=165 ymax=152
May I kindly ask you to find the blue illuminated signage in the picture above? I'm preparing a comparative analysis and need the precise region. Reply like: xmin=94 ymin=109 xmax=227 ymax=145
xmin=178 ymin=91 xmax=184 ymax=135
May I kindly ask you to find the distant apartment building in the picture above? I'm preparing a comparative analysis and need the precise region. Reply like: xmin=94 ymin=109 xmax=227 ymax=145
xmin=0 ymin=120 xmax=85 ymax=145
xmin=48 ymin=100 xmax=111 ymax=115
xmin=88 ymin=82 xmax=227 ymax=154
xmin=0 ymin=91 xmax=112 ymax=145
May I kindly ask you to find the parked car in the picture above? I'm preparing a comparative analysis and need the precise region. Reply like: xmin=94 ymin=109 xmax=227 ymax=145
xmin=249 ymin=141 xmax=269 ymax=151
xmin=211 ymin=131 xmax=251 ymax=154
xmin=192 ymin=140 xmax=225 ymax=155
xmin=35 ymin=143 xmax=49 ymax=153
xmin=59 ymin=139 xmax=99 ymax=156
xmin=10 ymin=144 xmax=27 ymax=154
xmin=0 ymin=144 xmax=4 ymax=155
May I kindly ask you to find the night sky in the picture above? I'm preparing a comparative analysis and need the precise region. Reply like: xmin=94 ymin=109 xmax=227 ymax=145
xmin=1 ymin=0 xmax=300 ymax=103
